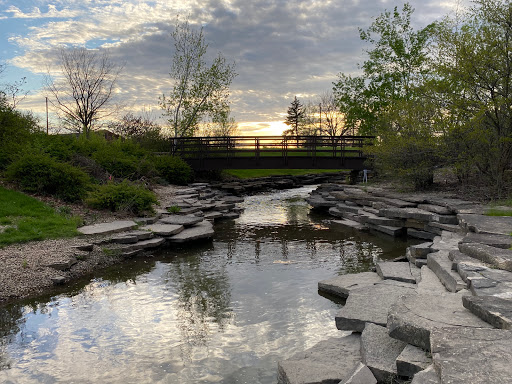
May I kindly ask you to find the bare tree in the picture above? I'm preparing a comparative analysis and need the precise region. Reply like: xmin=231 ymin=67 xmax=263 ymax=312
xmin=45 ymin=48 xmax=123 ymax=137
xmin=319 ymin=92 xmax=350 ymax=137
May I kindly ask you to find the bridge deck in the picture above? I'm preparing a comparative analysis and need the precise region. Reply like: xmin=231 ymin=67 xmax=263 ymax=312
xmin=170 ymin=135 xmax=373 ymax=170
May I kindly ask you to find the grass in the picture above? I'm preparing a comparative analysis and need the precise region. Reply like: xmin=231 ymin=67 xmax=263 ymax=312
xmin=0 ymin=186 xmax=82 ymax=247
xmin=224 ymin=169 xmax=345 ymax=179
xmin=485 ymin=208 xmax=512 ymax=217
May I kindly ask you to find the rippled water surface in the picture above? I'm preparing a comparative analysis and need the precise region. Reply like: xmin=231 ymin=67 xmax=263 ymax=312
xmin=0 ymin=186 xmax=412 ymax=383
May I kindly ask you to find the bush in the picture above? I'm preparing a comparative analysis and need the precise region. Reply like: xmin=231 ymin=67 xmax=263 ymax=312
xmin=5 ymin=153 xmax=91 ymax=201
xmin=85 ymin=180 xmax=158 ymax=215
xmin=153 ymin=155 xmax=193 ymax=185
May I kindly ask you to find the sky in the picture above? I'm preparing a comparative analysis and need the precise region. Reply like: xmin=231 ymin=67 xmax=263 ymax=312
xmin=0 ymin=0 xmax=466 ymax=135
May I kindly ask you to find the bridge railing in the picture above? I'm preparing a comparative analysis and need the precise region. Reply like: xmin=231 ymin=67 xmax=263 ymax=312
xmin=170 ymin=135 xmax=374 ymax=159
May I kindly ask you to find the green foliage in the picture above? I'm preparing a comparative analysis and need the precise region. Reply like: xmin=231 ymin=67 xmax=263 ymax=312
xmin=0 ymin=186 xmax=80 ymax=247
xmin=160 ymin=19 xmax=237 ymax=137
xmin=0 ymin=97 xmax=40 ymax=169
xmin=85 ymin=180 xmax=157 ymax=215
xmin=153 ymin=155 xmax=193 ymax=185
xmin=6 ymin=153 xmax=91 ymax=202
xmin=167 ymin=205 xmax=181 ymax=214
xmin=283 ymin=96 xmax=305 ymax=136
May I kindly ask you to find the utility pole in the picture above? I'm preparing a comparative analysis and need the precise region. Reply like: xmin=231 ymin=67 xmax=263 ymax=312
xmin=319 ymin=103 xmax=322 ymax=134
xmin=46 ymin=97 xmax=49 ymax=135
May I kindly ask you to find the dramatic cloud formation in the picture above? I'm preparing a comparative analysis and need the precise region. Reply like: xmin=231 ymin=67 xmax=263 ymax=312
xmin=0 ymin=0 xmax=466 ymax=134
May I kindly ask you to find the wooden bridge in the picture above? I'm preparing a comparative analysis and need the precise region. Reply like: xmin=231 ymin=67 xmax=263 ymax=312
xmin=170 ymin=135 xmax=374 ymax=170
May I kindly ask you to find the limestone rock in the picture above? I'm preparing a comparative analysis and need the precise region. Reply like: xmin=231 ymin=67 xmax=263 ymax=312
xmin=387 ymin=293 xmax=493 ymax=351
xmin=460 ymin=232 xmax=512 ymax=249
xmin=396 ymin=344 xmax=432 ymax=378
xmin=330 ymin=219 xmax=367 ymax=232
xmin=277 ymin=335 xmax=361 ymax=384
xmin=78 ymin=220 xmax=138 ymax=235
xmin=158 ymin=215 xmax=203 ymax=227
xmin=361 ymin=323 xmax=406 ymax=383
xmin=462 ymin=295 xmax=512 ymax=329
xmin=318 ymin=272 xmax=381 ymax=299
xmin=409 ymin=242 xmax=433 ymax=259
xmin=376 ymin=261 xmax=416 ymax=284
xmin=340 ymin=362 xmax=377 ymax=384
xmin=51 ymin=276 xmax=66 ymax=285
xmin=427 ymin=251 xmax=466 ymax=292
xmin=408 ymin=229 xmax=437 ymax=241
xmin=139 ymin=224 xmax=184 ymax=237
xmin=410 ymin=366 xmax=440 ymax=384
xmin=336 ymin=283 xmax=416 ymax=332
xmin=45 ymin=258 xmax=77 ymax=271
xmin=458 ymin=214 xmax=512 ymax=236
xmin=417 ymin=266 xmax=446 ymax=294
xmin=431 ymin=327 xmax=512 ymax=384
xmin=168 ymin=220 xmax=215 ymax=243
xmin=459 ymin=242 xmax=512 ymax=272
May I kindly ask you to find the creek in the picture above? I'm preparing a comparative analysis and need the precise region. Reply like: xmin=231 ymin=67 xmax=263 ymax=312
xmin=0 ymin=186 xmax=411 ymax=383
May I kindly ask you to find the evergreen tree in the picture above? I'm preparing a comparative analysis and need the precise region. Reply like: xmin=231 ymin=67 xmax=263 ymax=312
xmin=284 ymin=96 xmax=305 ymax=137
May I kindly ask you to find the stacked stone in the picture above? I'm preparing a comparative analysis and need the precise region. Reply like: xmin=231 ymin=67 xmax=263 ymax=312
xmin=76 ymin=183 xmax=244 ymax=258
xmin=279 ymin=188 xmax=512 ymax=384
xmin=306 ymin=184 xmax=478 ymax=240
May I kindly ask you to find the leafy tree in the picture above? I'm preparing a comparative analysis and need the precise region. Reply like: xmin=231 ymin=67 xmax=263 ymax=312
xmin=200 ymin=105 xmax=239 ymax=136
xmin=108 ymin=112 xmax=161 ymax=139
xmin=433 ymin=0 xmax=512 ymax=194
xmin=45 ymin=48 xmax=123 ymax=138
xmin=333 ymin=3 xmax=434 ymax=136
xmin=160 ymin=19 xmax=237 ymax=137
xmin=284 ymin=96 xmax=305 ymax=138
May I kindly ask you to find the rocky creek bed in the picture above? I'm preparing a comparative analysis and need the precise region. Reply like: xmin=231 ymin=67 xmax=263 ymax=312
xmin=276 ymin=184 xmax=512 ymax=384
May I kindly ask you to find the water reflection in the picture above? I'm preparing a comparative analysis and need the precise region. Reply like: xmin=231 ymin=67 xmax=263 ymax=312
xmin=0 ymin=186 xmax=413 ymax=383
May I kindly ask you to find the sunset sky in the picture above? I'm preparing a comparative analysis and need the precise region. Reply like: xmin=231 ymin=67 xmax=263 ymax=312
xmin=0 ymin=0 xmax=467 ymax=135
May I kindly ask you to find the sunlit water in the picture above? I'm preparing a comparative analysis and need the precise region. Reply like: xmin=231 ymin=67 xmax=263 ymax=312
xmin=0 ymin=186 xmax=412 ymax=383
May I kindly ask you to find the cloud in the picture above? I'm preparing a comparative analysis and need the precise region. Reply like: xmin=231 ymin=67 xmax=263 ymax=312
xmin=5 ymin=5 xmax=80 ymax=19
xmin=5 ymin=0 xmax=468 ymax=127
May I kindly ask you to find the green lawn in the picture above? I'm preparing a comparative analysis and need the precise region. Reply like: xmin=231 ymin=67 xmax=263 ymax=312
xmin=0 ymin=186 xmax=82 ymax=247
xmin=224 ymin=169 xmax=345 ymax=179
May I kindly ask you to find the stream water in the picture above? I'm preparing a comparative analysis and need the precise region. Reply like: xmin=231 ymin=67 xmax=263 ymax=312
xmin=0 ymin=186 xmax=412 ymax=384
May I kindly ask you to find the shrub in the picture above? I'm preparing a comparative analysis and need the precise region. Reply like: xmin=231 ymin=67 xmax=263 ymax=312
xmin=85 ymin=180 xmax=157 ymax=215
xmin=6 ymin=153 xmax=91 ymax=202
xmin=153 ymin=155 xmax=193 ymax=185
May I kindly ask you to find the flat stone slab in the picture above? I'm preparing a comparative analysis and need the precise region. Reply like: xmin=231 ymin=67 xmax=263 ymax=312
xmin=409 ymin=242 xmax=433 ymax=259
xmin=462 ymin=295 xmax=512 ymax=329
xmin=396 ymin=344 xmax=432 ymax=378
xmin=427 ymin=251 xmax=466 ymax=292
xmin=460 ymin=232 xmax=512 ymax=249
xmin=158 ymin=215 xmax=203 ymax=227
xmin=380 ymin=207 xmax=434 ymax=222
xmin=411 ymin=366 xmax=440 ymax=384
xmin=458 ymin=214 xmax=512 ymax=236
xmin=340 ymin=362 xmax=377 ymax=384
xmin=431 ymin=231 xmax=464 ymax=252
xmin=336 ymin=283 xmax=416 ymax=332
xmin=368 ymin=224 xmax=405 ymax=237
xmin=120 ymin=237 xmax=166 ymax=252
xmin=361 ymin=323 xmax=406 ymax=383
xmin=318 ymin=272 xmax=382 ymax=299
xmin=408 ymin=229 xmax=437 ymax=241
xmin=168 ymin=220 xmax=214 ymax=243
xmin=431 ymin=327 xmax=512 ymax=384
xmin=78 ymin=220 xmax=138 ymax=235
xmin=330 ymin=219 xmax=367 ymax=231
xmin=376 ymin=262 xmax=416 ymax=284
xmin=139 ymin=224 xmax=184 ymax=237
xmin=277 ymin=334 xmax=361 ymax=384
xmin=417 ymin=266 xmax=446 ymax=293
xmin=387 ymin=293 xmax=493 ymax=351
xmin=462 ymin=264 xmax=512 ymax=298
xmin=417 ymin=204 xmax=453 ymax=215
xmin=459 ymin=242 xmax=512 ymax=272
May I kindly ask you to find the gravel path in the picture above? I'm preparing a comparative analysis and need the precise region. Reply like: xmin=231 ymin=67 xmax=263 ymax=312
xmin=0 ymin=185 xmax=180 ymax=305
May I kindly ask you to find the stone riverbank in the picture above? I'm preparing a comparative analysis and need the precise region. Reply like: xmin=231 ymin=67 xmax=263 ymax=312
xmin=277 ymin=183 xmax=512 ymax=384
xmin=0 ymin=182 xmax=245 ymax=304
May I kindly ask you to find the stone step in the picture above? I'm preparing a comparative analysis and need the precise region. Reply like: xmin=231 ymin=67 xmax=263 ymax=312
xmin=448 ymin=250 xmax=484 ymax=272
xmin=335 ymin=203 xmax=361 ymax=214
xmin=379 ymin=207 xmax=434 ymax=222
xmin=411 ymin=366 xmax=440 ymax=384
xmin=430 ymin=327 xmax=512 ymax=384
xmin=409 ymin=242 xmax=434 ymax=259
xmin=462 ymin=295 xmax=512 ymax=329
xmin=458 ymin=242 xmax=512 ymax=272
xmin=139 ymin=223 xmax=184 ymax=237
xmin=111 ymin=230 xmax=153 ymax=244
xmin=366 ymin=216 xmax=405 ymax=228
xmin=158 ymin=215 xmax=203 ymax=227
xmin=408 ymin=229 xmax=437 ymax=241
xmin=417 ymin=265 xmax=446 ymax=294
xmin=432 ymin=214 xmax=459 ymax=225
xmin=457 ymin=213 xmax=512 ymax=236
xmin=376 ymin=261 xmax=416 ymax=284
xmin=460 ymin=232 xmax=512 ymax=249
xmin=336 ymin=283 xmax=416 ymax=332
xmin=425 ymin=222 xmax=460 ymax=234
xmin=168 ymin=220 xmax=215 ymax=243
xmin=78 ymin=220 xmax=138 ymax=236
xmin=387 ymin=293 xmax=493 ymax=351
xmin=277 ymin=335 xmax=361 ymax=384
xmin=318 ymin=272 xmax=382 ymax=299
xmin=417 ymin=204 xmax=453 ymax=215
xmin=427 ymin=251 xmax=466 ymax=292
xmin=361 ymin=323 xmax=407 ymax=383
xmin=119 ymin=237 xmax=166 ymax=252
xmin=330 ymin=219 xmax=367 ymax=232
xmin=431 ymin=232 xmax=464 ymax=252
xmin=462 ymin=265 xmax=512 ymax=298
xmin=368 ymin=224 xmax=405 ymax=237
xmin=396 ymin=344 xmax=432 ymax=378
xmin=328 ymin=207 xmax=344 ymax=218
xmin=410 ymin=261 xmax=422 ymax=283
xmin=340 ymin=362 xmax=376 ymax=384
